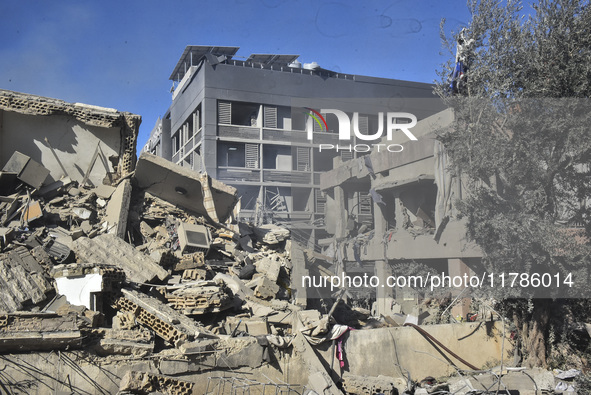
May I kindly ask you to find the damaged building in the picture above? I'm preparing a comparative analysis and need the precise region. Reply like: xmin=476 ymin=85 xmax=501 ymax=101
xmin=318 ymin=108 xmax=482 ymax=319
xmin=0 ymin=87 xmax=575 ymax=393
xmin=142 ymin=46 xmax=444 ymax=247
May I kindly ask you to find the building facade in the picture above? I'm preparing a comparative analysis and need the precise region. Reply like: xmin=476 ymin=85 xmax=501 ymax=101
xmin=143 ymin=46 xmax=443 ymax=247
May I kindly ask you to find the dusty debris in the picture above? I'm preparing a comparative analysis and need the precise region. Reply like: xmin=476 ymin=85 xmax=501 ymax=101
xmin=119 ymin=370 xmax=195 ymax=395
xmin=72 ymin=234 xmax=168 ymax=283
xmin=341 ymin=374 xmax=407 ymax=395
xmin=0 ymin=312 xmax=84 ymax=352
xmin=134 ymin=152 xmax=239 ymax=223
xmin=159 ymin=280 xmax=234 ymax=315
xmin=0 ymin=99 xmax=550 ymax=395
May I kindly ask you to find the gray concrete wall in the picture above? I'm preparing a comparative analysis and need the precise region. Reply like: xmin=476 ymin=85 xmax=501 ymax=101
xmin=317 ymin=321 xmax=512 ymax=380
xmin=1 ymin=110 xmax=121 ymax=186
xmin=169 ymin=61 xmax=445 ymax=141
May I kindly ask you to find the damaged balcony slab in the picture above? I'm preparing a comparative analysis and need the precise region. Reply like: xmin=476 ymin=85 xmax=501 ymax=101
xmin=134 ymin=152 xmax=238 ymax=223
xmin=72 ymin=234 xmax=168 ymax=284
xmin=0 ymin=312 xmax=83 ymax=352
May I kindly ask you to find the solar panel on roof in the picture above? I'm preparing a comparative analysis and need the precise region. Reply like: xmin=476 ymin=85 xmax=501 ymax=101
xmin=246 ymin=54 xmax=299 ymax=66
xmin=169 ymin=45 xmax=240 ymax=80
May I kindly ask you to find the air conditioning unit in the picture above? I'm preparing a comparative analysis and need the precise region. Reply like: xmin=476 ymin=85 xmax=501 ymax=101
xmin=178 ymin=222 xmax=211 ymax=255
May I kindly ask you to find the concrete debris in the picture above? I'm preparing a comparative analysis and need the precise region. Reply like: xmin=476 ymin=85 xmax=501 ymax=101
xmin=2 ymin=151 xmax=50 ymax=190
xmin=112 ymin=288 xmax=208 ymax=345
xmin=341 ymin=374 xmax=407 ymax=395
xmin=91 ymin=327 xmax=154 ymax=357
xmin=0 ymin=248 xmax=53 ymax=312
xmin=253 ymin=223 xmax=290 ymax=244
xmin=104 ymin=178 xmax=131 ymax=238
xmin=72 ymin=234 xmax=168 ymax=283
xmin=119 ymin=370 xmax=194 ymax=395
xmin=134 ymin=152 xmax=238 ymax=223
xmin=0 ymin=100 xmax=570 ymax=395
xmin=0 ymin=312 xmax=83 ymax=352
xmin=159 ymin=281 xmax=234 ymax=315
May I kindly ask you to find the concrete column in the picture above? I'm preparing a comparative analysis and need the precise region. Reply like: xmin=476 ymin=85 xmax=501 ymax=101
xmin=202 ymin=97 xmax=218 ymax=178
xmin=334 ymin=185 xmax=348 ymax=239
xmin=374 ymin=260 xmax=394 ymax=316
xmin=393 ymin=191 xmax=405 ymax=232
xmin=373 ymin=194 xmax=395 ymax=316
xmin=448 ymin=258 xmax=471 ymax=320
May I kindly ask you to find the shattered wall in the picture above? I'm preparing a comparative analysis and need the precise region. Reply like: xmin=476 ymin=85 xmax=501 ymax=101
xmin=0 ymin=89 xmax=140 ymax=186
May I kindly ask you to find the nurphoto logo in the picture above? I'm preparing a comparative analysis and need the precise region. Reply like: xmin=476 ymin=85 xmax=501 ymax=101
xmin=305 ymin=108 xmax=418 ymax=152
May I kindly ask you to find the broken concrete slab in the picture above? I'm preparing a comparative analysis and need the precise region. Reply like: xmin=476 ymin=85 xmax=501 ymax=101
xmin=93 ymin=184 xmax=116 ymax=199
xmin=119 ymin=370 xmax=195 ymax=394
xmin=292 ymin=333 xmax=342 ymax=395
xmin=253 ymin=223 xmax=290 ymax=244
xmin=161 ymin=281 xmax=234 ymax=315
xmin=255 ymin=254 xmax=282 ymax=282
xmin=225 ymin=316 xmax=270 ymax=336
xmin=217 ymin=336 xmax=267 ymax=369
xmin=105 ymin=179 xmax=131 ymax=238
xmin=134 ymin=152 xmax=238 ymax=223
xmin=113 ymin=288 xmax=212 ymax=345
xmin=0 ymin=312 xmax=83 ymax=352
xmin=72 ymin=234 xmax=168 ymax=284
xmin=341 ymin=374 xmax=407 ymax=395
xmin=2 ymin=151 xmax=50 ymax=189
xmin=290 ymin=243 xmax=308 ymax=308
xmin=90 ymin=328 xmax=154 ymax=357
xmin=253 ymin=276 xmax=280 ymax=300
xmin=178 ymin=338 xmax=217 ymax=355
xmin=0 ymin=249 xmax=53 ymax=312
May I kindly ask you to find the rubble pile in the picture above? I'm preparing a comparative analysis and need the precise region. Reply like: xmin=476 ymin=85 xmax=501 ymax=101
xmin=0 ymin=151 xmax=585 ymax=394
xmin=0 ymin=152 xmax=321 ymax=393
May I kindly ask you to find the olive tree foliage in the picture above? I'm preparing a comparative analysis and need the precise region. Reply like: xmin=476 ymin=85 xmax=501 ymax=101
xmin=435 ymin=0 xmax=591 ymax=366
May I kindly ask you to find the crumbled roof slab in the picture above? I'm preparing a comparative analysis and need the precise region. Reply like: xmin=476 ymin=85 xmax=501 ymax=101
xmin=0 ymin=248 xmax=53 ymax=312
xmin=71 ymin=234 xmax=168 ymax=284
xmin=134 ymin=152 xmax=238 ymax=223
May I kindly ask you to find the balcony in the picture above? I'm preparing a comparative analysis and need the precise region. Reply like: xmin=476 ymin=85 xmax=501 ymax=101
xmin=218 ymin=125 xmax=260 ymax=140
xmin=262 ymin=128 xmax=308 ymax=143
xmin=217 ymin=167 xmax=261 ymax=182
xmin=263 ymin=170 xmax=311 ymax=184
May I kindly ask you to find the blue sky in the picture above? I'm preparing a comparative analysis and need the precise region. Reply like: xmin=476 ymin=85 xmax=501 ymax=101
xmin=0 ymin=0 xmax=472 ymax=149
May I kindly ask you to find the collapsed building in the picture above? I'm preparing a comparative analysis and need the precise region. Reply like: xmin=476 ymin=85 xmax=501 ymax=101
xmin=318 ymin=109 xmax=482 ymax=320
xmin=0 ymin=91 xmax=576 ymax=395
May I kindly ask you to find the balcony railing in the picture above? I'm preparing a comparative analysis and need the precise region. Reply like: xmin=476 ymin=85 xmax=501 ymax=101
xmin=263 ymin=170 xmax=311 ymax=184
xmin=262 ymin=128 xmax=308 ymax=143
xmin=218 ymin=125 xmax=260 ymax=139
xmin=217 ymin=167 xmax=261 ymax=182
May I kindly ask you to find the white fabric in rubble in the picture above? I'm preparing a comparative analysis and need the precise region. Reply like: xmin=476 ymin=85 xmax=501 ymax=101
xmin=301 ymin=323 xmax=350 ymax=345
